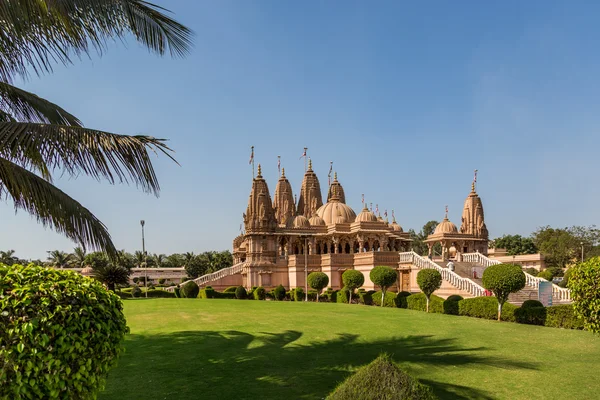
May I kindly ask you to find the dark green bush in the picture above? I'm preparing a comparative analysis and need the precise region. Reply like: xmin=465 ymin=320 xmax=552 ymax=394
xmin=308 ymin=272 xmax=329 ymax=300
xmin=181 ymin=277 xmax=189 ymax=283
xmin=215 ymin=291 xmax=236 ymax=299
xmin=358 ymin=290 xmax=373 ymax=305
xmin=406 ymin=293 xmax=444 ymax=313
xmin=224 ymin=286 xmax=238 ymax=293
xmin=158 ymin=278 xmax=166 ymax=285
xmin=337 ymin=287 xmax=350 ymax=304
xmin=235 ymin=286 xmax=247 ymax=299
xmin=514 ymin=306 xmax=546 ymax=326
xmin=181 ymin=281 xmax=200 ymax=298
xmin=537 ymin=269 xmax=553 ymax=281
xmin=458 ymin=297 xmax=516 ymax=322
xmin=131 ymin=285 xmax=142 ymax=298
xmin=253 ymin=286 xmax=266 ymax=300
xmin=372 ymin=291 xmax=397 ymax=307
xmin=274 ymin=284 xmax=286 ymax=301
xmin=524 ymin=267 xmax=538 ymax=277
xmin=369 ymin=266 xmax=398 ymax=307
xmin=342 ymin=270 xmax=365 ymax=303
xmin=294 ymin=287 xmax=305 ymax=302
xmin=308 ymin=289 xmax=318 ymax=301
xmin=395 ymin=291 xmax=411 ymax=308
xmin=324 ymin=289 xmax=338 ymax=303
xmin=326 ymin=354 xmax=436 ymax=400
xmin=146 ymin=289 xmax=176 ymax=298
xmin=521 ymin=299 xmax=544 ymax=309
xmin=116 ymin=291 xmax=131 ymax=299
xmin=174 ymin=285 xmax=181 ymax=298
xmin=0 ymin=265 xmax=128 ymax=399
xmin=443 ymin=295 xmax=464 ymax=315
xmin=199 ymin=287 xmax=216 ymax=299
xmin=545 ymin=304 xmax=584 ymax=330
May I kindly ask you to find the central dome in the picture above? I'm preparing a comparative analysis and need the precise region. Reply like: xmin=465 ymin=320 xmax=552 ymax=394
xmin=316 ymin=200 xmax=356 ymax=225
xmin=355 ymin=206 xmax=378 ymax=222
xmin=434 ymin=217 xmax=458 ymax=234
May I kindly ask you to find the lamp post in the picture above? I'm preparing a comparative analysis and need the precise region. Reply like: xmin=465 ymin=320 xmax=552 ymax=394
xmin=141 ymin=220 xmax=147 ymax=298
xmin=300 ymin=235 xmax=309 ymax=302
xmin=581 ymin=242 xmax=584 ymax=262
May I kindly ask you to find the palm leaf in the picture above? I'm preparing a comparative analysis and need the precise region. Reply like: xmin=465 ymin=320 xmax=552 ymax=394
xmin=0 ymin=156 xmax=116 ymax=256
xmin=0 ymin=82 xmax=82 ymax=125
xmin=0 ymin=0 xmax=193 ymax=81
xmin=0 ymin=122 xmax=177 ymax=195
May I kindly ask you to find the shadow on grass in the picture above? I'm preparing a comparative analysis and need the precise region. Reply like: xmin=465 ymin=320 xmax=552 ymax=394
xmin=101 ymin=330 xmax=537 ymax=400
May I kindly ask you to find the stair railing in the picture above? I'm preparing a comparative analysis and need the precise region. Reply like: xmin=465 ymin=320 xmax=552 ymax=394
xmin=165 ymin=262 xmax=245 ymax=292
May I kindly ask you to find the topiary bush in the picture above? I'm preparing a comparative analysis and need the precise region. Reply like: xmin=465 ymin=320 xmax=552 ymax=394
xmin=158 ymin=278 xmax=166 ymax=285
xmin=0 ymin=264 xmax=129 ymax=399
xmin=174 ymin=285 xmax=181 ymax=298
xmin=458 ymin=296 xmax=516 ymax=322
xmin=294 ymin=287 xmax=305 ymax=302
xmin=180 ymin=281 xmax=200 ymax=298
xmin=406 ymin=293 xmax=444 ymax=313
xmin=307 ymin=272 xmax=329 ymax=301
xmin=370 ymin=266 xmax=398 ymax=307
xmin=568 ymin=257 xmax=600 ymax=333
xmin=395 ymin=291 xmax=412 ymax=308
xmin=131 ymin=285 xmax=142 ymax=298
xmin=416 ymin=269 xmax=442 ymax=312
xmin=146 ymin=289 xmax=176 ymax=298
xmin=342 ymin=270 xmax=365 ymax=304
xmin=274 ymin=284 xmax=286 ymax=301
xmin=514 ymin=306 xmax=546 ymax=326
xmin=521 ymin=299 xmax=544 ymax=309
xmin=545 ymin=304 xmax=584 ymax=330
xmin=371 ymin=291 xmax=397 ymax=307
xmin=326 ymin=354 xmax=436 ymax=400
xmin=358 ymin=290 xmax=373 ymax=306
xmin=324 ymin=289 xmax=338 ymax=303
xmin=253 ymin=286 xmax=266 ymax=300
xmin=199 ymin=287 xmax=216 ymax=299
xmin=235 ymin=286 xmax=247 ymax=299
xmin=337 ymin=287 xmax=350 ymax=304
xmin=224 ymin=286 xmax=238 ymax=293
xmin=482 ymin=264 xmax=526 ymax=321
xmin=443 ymin=294 xmax=464 ymax=315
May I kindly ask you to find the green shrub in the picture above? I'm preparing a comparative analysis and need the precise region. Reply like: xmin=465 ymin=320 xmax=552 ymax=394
xmin=181 ymin=277 xmax=189 ymax=283
xmin=416 ymin=269 xmax=442 ymax=312
xmin=235 ymin=286 xmax=247 ymax=299
xmin=337 ymin=287 xmax=350 ymax=304
xmin=521 ymin=299 xmax=544 ymax=309
xmin=0 ymin=265 xmax=128 ymax=399
xmin=116 ymin=291 xmax=131 ymax=299
xmin=514 ymin=306 xmax=546 ymax=326
xmin=181 ymin=281 xmax=200 ymax=298
xmin=372 ymin=291 xmax=397 ymax=307
xmin=482 ymin=264 xmax=526 ymax=321
xmin=308 ymin=289 xmax=318 ymax=301
xmin=370 ymin=266 xmax=398 ymax=307
xmin=132 ymin=277 xmax=139 ymax=283
xmin=545 ymin=304 xmax=584 ymax=330
xmin=274 ymin=284 xmax=286 ymax=301
xmin=294 ymin=287 xmax=305 ymax=301
xmin=324 ymin=289 xmax=338 ymax=303
xmin=174 ymin=285 xmax=181 ymax=298
xmin=158 ymin=278 xmax=166 ymax=285
xmin=146 ymin=289 xmax=176 ymax=298
xmin=569 ymin=257 xmax=600 ymax=333
xmin=443 ymin=295 xmax=464 ymax=315
xmin=326 ymin=354 xmax=436 ymax=400
xmin=224 ymin=286 xmax=238 ymax=293
xmin=458 ymin=296 xmax=516 ymax=322
xmin=524 ymin=267 xmax=538 ymax=276
xmin=253 ymin=286 xmax=266 ymax=300
xmin=358 ymin=290 xmax=373 ymax=305
xmin=131 ymin=285 xmax=142 ymax=298
xmin=395 ymin=291 xmax=411 ymax=308
xmin=308 ymin=272 xmax=329 ymax=301
xmin=199 ymin=287 xmax=216 ymax=299
xmin=537 ymin=269 xmax=553 ymax=281
xmin=342 ymin=270 xmax=365 ymax=304
xmin=407 ymin=293 xmax=444 ymax=313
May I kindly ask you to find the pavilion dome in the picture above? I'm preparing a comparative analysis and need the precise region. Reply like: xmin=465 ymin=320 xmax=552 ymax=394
xmin=355 ymin=206 xmax=378 ymax=222
xmin=286 ymin=215 xmax=311 ymax=229
xmin=434 ymin=216 xmax=458 ymax=234
xmin=316 ymin=200 xmax=356 ymax=225
xmin=391 ymin=221 xmax=403 ymax=232
xmin=308 ymin=214 xmax=326 ymax=226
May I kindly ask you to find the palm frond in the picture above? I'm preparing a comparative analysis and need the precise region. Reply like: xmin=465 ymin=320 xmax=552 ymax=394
xmin=0 ymin=82 xmax=82 ymax=125
xmin=0 ymin=156 xmax=116 ymax=256
xmin=0 ymin=122 xmax=177 ymax=195
xmin=0 ymin=0 xmax=193 ymax=81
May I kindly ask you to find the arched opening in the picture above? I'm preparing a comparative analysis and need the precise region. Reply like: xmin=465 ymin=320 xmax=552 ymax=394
xmin=294 ymin=245 xmax=299 ymax=255
xmin=345 ymin=243 xmax=351 ymax=254
xmin=353 ymin=241 xmax=359 ymax=253
xmin=338 ymin=244 xmax=342 ymax=254
xmin=364 ymin=242 xmax=370 ymax=252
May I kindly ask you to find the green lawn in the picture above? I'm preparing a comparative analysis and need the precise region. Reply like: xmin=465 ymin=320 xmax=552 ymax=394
xmin=100 ymin=299 xmax=599 ymax=400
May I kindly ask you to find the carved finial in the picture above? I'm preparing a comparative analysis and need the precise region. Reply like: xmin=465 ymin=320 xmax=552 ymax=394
xmin=308 ymin=158 xmax=313 ymax=171
xmin=471 ymin=181 xmax=475 ymax=192
xmin=392 ymin=209 xmax=396 ymax=222
xmin=334 ymin=171 xmax=338 ymax=181
xmin=445 ymin=205 xmax=448 ymax=219
xmin=257 ymin=164 xmax=262 ymax=177
xmin=281 ymin=167 xmax=285 ymax=177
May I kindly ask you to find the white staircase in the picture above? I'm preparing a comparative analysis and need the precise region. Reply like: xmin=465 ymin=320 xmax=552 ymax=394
xmin=166 ymin=262 xmax=245 ymax=292
xmin=399 ymin=251 xmax=487 ymax=297
xmin=461 ymin=253 xmax=571 ymax=303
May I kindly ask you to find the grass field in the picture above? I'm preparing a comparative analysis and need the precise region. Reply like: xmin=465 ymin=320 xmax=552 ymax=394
xmin=99 ymin=299 xmax=599 ymax=400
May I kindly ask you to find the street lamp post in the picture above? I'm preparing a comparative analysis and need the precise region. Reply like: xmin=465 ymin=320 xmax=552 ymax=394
xmin=581 ymin=242 xmax=584 ymax=262
xmin=141 ymin=220 xmax=147 ymax=298
xmin=300 ymin=235 xmax=309 ymax=302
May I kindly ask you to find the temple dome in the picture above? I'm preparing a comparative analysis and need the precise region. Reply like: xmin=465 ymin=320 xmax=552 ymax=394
xmin=316 ymin=200 xmax=356 ymax=225
xmin=434 ymin=216 xmax=458 ymax=234
xmin=308 ymin=215 xmax=326 ymax=226
xmin=286 ymin=215 xmax=311 ymax=229
xmin=355 ymin=207 xmax=378 ymax=222
xmin=391 ymin=221 xmax=403 ymax=232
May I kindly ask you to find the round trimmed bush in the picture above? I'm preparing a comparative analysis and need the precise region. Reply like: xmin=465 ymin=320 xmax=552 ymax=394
xmin=371 ymin=290 xmax=397 ymax=307
xmin=482 ymin=263 xmax=526 ymax=321
xmin=0 ymin=265 xmax=128 ymax=399
xmin=235 ymin=286 xmax=247 ymax=299
xmin=131 ymin=285 xmax=142 ymax=298
xmin=224 ymin=286 xmax=238 ymax=293
xmin=416 ymin=269 xmax=442 ymax=312
xmin=395 ymin=291 xmax=412 ymax=308
xmin=521 ymin=299 xmax=544 ymax=309
xmin=253 ymin=286 xmax=266 ymax=300
xmin=181 ymin=281 xmax=200 ymax=298
xmin=158 ymin=278 xmax=166 ymax=285
xmin=307 ymin=272 xmax=329 ymax=301
xmin=370 ymin=266 xmax=398 ymax=307
xmin=342 ymin=270 xmax=365 ymax=304
xmin=274 ymin=284 xmax=286 ymax=301
xmin=443 ymin=294 xmax=464 ymax=315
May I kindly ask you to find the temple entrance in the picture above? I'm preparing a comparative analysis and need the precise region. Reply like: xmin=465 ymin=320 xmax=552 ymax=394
xmin=400 ymin=270 xmax=410 ymax=292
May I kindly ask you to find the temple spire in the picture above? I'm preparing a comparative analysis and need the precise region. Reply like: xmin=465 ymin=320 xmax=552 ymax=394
xmin=257 ymin=164 xmax=262 ymax=178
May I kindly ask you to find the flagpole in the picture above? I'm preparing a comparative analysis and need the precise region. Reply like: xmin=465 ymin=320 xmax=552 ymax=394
xmin=252 ymin=146 xmax=255 ymax=179
xmin=278 ymin=155 xmax=281 ymax=176
xmin=304 ymin=147 xmax=308 ymax=172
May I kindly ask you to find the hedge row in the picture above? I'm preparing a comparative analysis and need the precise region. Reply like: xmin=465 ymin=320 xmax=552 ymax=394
xmin=514 ymin=304 xmax=584 ymax=329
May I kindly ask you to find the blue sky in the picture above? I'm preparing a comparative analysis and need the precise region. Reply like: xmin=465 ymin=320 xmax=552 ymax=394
xmin=2 ymin=0 xmax=599 ymax=259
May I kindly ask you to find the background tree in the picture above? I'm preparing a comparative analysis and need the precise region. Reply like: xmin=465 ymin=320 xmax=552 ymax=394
xmin=0 ymin=250 xmax=17 ymax=265
xmin=342 ymin=270 xmax=365 ymax=304
xmin=492 ymin=235 xmax=537 ymax=255
xmin=307 ymin=272 xmax=329 ymax=301
xmin=70 ymin=246 xmax=87 ymax=268
xmin=482 ymin=264 xmax=526 ymax=321
xmin=370 ymin=266 xmax=398 ymax=307
xmin=46 ymin=250 xmax=72 ymax=268
xmin=569 ymin=257 xmax=600 ymax=333
xmin=92 ymin=264 xmax=130 ymax=292
xmin=116 ymin=250 xmax=136 ymax=270
xmin=152 ymin=253 xmax=166 ymax=268
xmin=532 ymin=225 xmax=600 ymax=267
xmin=410 ymin=221 xmax=441 ymax=256
xmin=416 ymin=269 xmax=442 ymax=312
xmin=0 ymin=1 xmax=192 ymax=257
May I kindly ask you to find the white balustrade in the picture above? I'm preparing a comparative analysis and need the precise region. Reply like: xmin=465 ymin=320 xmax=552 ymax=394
xmin=165 ymin=262 xmax=245 ymax=292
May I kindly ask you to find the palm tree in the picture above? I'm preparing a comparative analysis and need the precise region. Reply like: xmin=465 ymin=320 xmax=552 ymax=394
xmin=92 ymin=264 xmax=130 ymax=292
xmin=0 ymin=249 xmax=17 ymax=265
xmin=134 ymin=251 xmax=146 ymax=268
xmin=183 ymin=252 xmax=196 ymax=268
xmin=0 ymin=1 xmax=192 ymax=258
xmin=46 ymin=250 xmax=72 ymax=268
xmin=152 ymin=253 xmax=166 ymax=268
xmin=70 ymin=246 xmax=87 ymax=268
